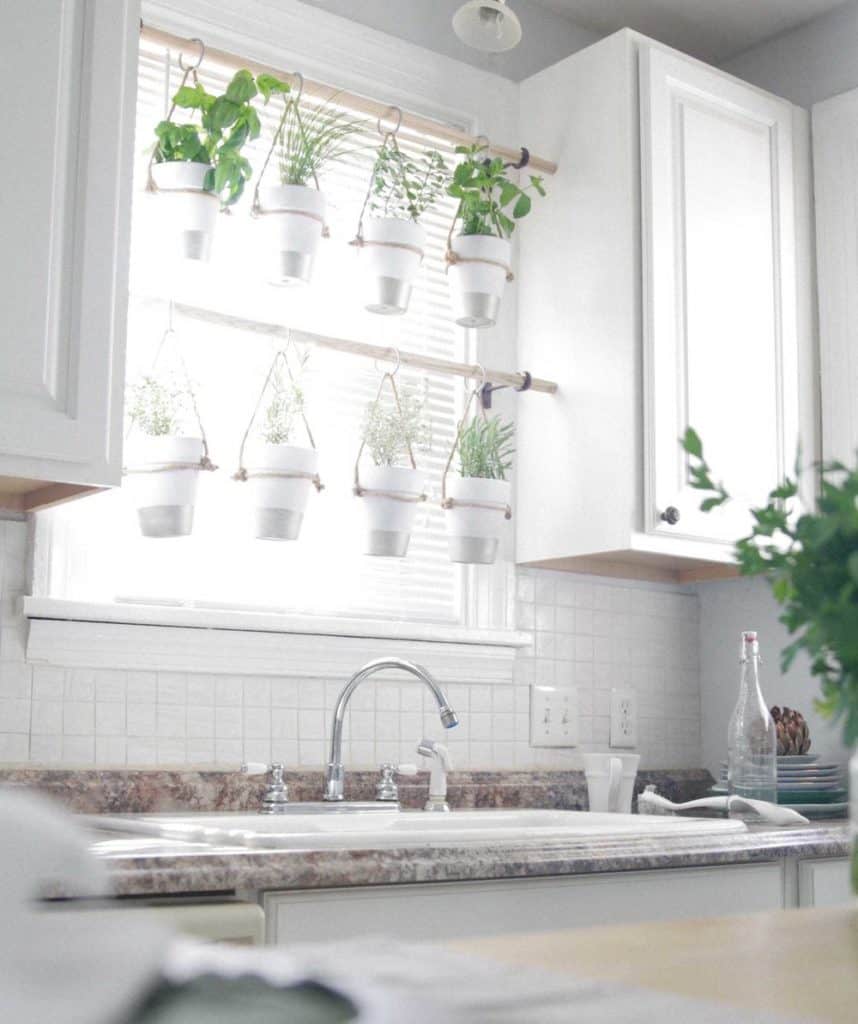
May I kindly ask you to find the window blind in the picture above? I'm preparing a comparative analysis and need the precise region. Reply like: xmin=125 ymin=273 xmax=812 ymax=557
xmin=48 ymin=37 xmax=470 ymax=625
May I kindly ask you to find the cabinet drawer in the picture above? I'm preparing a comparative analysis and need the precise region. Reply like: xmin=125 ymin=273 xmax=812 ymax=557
xmin=265 ymin=863 xmax=784 ymax=945
xmin=798 ymin=859 xmax=852 ymax=908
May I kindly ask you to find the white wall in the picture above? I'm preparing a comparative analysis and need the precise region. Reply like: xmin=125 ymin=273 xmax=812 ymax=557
xmin=697 ymin=577 xmax=848 ymax=777
xmin=298 ymin=0 xmax=600 ymax=81
xmin=722 ymin=0 xmax=858 ymax=108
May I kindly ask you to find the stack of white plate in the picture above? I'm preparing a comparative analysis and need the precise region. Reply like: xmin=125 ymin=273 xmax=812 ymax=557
xmin=713 ymin=754 xmax=847 ymax=818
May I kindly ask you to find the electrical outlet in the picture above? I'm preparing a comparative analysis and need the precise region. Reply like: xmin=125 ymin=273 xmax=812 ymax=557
xmin=530 ymin=685 xmax=578 ymax=747
xmin=610 ymin=689 xmax=638 ymax=748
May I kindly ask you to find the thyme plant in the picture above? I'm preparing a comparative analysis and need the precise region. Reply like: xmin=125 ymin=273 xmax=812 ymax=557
xmin=154 ymin=70 xmax=290 ymax=206
xmin=368 ymin=146 xmax=448 ymax=222
xmin=259 ymin=362 xmax=307 ymax=446
xmin=361 ymin=383 xmax=432 ymax=467
xmin=447 ymin=144 xmax=545 ymax=239
xmin=682 ymin=427 xmax=858 ymax=746
xmin=458 ymin=415 xmax=515 ymax=480
xmin=126 ymin=376 xmax=190 ymax=438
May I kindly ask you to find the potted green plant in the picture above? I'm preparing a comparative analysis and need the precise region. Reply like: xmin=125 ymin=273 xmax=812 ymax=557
xmin=681 ymin=428 xmax=858 ymax=890
xmin=123 ymin=375 xmax=204 ymax=538
xmin=356 ymin=382 xmax=431 ymax=557
xmin=446 ymin=143 xmax=545 ymax=327
xmin=151 ymin=70 xmax=288 ymax=260
xmin=258 ymin=97 xmax=363 ymax=284
xmin=360 ymin=146 xmax=448 ymax=314
xmin=444 ymin=414 xmax=514 ymax=564
xmin=242 ymin=359 xmax=319 ymax=541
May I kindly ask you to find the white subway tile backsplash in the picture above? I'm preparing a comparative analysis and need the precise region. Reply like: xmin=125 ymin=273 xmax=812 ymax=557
xmin=63 ymin=701 xmax=94 ymax=736
xmin=126 ymin=704 xmax=156 ymax=737
xmin=95 ymin=702 xmax=125 ymax=736
xmin=126 ymin=671 xmax=157 ymax=703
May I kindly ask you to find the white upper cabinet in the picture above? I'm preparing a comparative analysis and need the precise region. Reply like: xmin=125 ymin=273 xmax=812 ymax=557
xmin=516 ymin=31 xmax=813 ymax=582
xmin=0 ymin=0 xmax=138 ymax=512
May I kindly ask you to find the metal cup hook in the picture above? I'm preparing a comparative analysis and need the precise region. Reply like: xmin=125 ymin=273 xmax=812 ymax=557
xmin=178 ymin=37 xmax=205 ymax=72
xmin=472 ymin=363 xmax=487 ymax=393
xmin=374 ymin=347 xmax=402 ymax=379
xmin=290 ymin=71 xmax=305 ymax=104
xmin=377 ymin=106 xmax=402 ymax=139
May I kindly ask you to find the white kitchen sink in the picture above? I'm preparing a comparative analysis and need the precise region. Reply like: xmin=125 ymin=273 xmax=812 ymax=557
xmin=88 ymin=808 xmax=747 ymax=850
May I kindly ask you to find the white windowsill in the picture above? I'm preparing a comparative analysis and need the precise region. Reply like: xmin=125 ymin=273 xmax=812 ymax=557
xmin=23 ymin=598 xmax=531 ymax=681
xmin=23 ymin=598 xmax=530 ymax=648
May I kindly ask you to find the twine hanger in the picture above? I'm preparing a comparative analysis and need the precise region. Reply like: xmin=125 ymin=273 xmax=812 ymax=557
xmin=440 ymin=365 xmax=512 ymax=519
xmin=124 ymin=300 xmax=218 ymax=475
xmin=444 ymin=134 xmax=514 ymax=282
xmin=353 ymin=348 xmax=428 ymax=504
xmin=349 ymin=107 xmax=424 ymax=260
xmin=233 ymin=335 xmax=324 ymax=491
xmin=146 ymin=38 xmax=217 ymax=200
xmin=251 ymin=72 xmax=330 ymax=237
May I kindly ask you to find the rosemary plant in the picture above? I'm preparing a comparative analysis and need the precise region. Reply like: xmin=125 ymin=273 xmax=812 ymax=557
xmin=458 ymin=415 xmax=515 ymax=480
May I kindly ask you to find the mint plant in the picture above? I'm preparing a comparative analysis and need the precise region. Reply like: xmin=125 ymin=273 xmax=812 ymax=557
xmin=447 ymin=143 xmax=545 ymax=238
xmin=154 ymin=70 xmax=290 ymax=206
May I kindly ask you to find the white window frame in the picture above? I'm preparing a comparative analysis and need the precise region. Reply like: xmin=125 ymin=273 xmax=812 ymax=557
xmin=26 ymin=0 xmax=529 ymax=659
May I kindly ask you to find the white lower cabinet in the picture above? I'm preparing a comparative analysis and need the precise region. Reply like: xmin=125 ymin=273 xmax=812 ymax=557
xmin=264 ymin=863 xmax=784 ymax=945
xmin=797 ymin=859 xmax=853 ymax=908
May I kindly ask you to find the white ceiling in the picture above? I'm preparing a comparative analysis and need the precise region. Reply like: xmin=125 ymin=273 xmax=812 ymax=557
xmin=532 ymin=0 xmax=851 ymax=63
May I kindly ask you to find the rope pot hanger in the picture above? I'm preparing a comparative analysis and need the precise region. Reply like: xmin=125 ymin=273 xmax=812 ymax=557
xmin=233 ymin=337 xmax=324 ymax=491
xmin=146 ymin=38 xmax=217 ymax=201
xmin=124 ymin=301 xmax=218 ymax=475
xmin=250 ymin=72 xmax=330 ymax=237
xmin=349 ymin=107 xmax=423 ymax=261
xmin=444 ymin=135 xmax=514 ymax=283
xmin=353 ymin=349 xmax=428 ymax=504
xmin=440 ymin=367 xmax=512 ymax=519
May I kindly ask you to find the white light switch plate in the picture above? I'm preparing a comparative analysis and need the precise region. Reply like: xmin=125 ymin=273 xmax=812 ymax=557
xmin=610 ymin=688 xmax=638 ymax=748
xmin=530 ymin=685 xmax=578 ymax=747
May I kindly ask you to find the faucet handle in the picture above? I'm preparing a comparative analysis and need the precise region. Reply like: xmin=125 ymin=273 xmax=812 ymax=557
xmin=375 ymin=762 xmax=417 ymax=802
xmin=260 ymin=762 xmax=289 ymax=815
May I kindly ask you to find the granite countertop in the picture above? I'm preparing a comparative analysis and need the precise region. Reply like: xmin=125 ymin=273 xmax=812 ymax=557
xmin=90 ymin=818 xmax=849 ymax=898
xmin=4 ymin=768 xmax=847 ymax=898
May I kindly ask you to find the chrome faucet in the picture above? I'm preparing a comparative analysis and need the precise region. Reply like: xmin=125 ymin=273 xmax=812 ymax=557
xmin=324 ymin=658 xmax=458 ymax=801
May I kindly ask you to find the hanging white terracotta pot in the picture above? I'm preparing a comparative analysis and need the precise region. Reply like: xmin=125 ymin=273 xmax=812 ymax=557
xmin=358 ymin=465 xmax=425 ymax=557
xmin=444 ymin=476 xmax=511 ymax=564
xmin=448 ymin=234 xmax=513 ymax=328
xmin=243 ymin=443 xmax=319 ymax=541
xmin=150 ymin=161 xmax=218 ymax=262
xmin=258 ymin=184 xmax=326 ymax=285
xmin=124 ymin=436 xmax=204 ymax=538
xmin=361 ymin=217 xmax=426 ymax=315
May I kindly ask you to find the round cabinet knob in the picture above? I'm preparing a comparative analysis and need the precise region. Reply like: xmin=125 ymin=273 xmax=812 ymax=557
xmin=660 ymin=506 xmax=681 ymax=525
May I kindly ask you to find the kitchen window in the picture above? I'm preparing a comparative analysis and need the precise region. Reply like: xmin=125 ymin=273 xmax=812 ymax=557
xmin=35 ymin=29 xmax=515 ymax=637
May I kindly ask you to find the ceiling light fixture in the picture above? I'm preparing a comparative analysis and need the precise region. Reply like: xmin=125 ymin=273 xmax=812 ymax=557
xmin=452 ymin=0 xmax=522 ymax=53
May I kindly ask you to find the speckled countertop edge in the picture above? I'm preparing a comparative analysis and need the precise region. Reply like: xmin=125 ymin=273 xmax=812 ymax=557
xmin=91 ymin=821 xmax=850 ymax=898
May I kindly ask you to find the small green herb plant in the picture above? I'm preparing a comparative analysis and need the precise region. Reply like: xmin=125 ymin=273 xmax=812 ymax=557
xmin=126 ymin=375 xmax=191 ymax=438
xmin=276 ymin=97 xmax=364 ymax=187
xmin=368 ymin=147 xmax=448 ymax=222
xmin=682 ymin=427 xmax=858 ymax=746
xmin=458 ymin=415 xmax=515 ymax=480
xmin=447 ymin=144 xmax=545 ymax=239
xmin=361 ymin=383 xmax=432 ymax=467
xmin=259 ymin=361 xmax=307 ymax=446
xmin=154 ymin=70 xmax=289 ymax=206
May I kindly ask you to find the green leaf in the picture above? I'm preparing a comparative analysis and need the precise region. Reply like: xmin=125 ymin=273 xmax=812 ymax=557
xmin=256 ymin=73 xmax=290 ymax=101
xmin=173 ymin=83 xmax=206 ymax=109
xmin=225 ymin=69 xmax=257 ymax=104
xmin=682 ymin=427 xmax=703 ymax=458
xmin=700 ymin=495 xmax=727 ymax=512
xmin=512 ymin=192 xmax=531 ymax=218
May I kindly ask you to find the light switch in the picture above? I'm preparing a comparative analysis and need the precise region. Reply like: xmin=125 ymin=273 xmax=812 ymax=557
xmin=530 ymin=685 xmax=578 ymax=747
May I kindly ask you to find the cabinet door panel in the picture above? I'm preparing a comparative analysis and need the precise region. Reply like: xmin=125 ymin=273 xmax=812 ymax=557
xmin=641 ymin=46 xmax=799 ymax=546
xmin=0 ymin=0 xmax=137 ymax=486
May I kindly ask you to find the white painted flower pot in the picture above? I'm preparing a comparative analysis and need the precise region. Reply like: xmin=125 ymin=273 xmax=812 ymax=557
xmin=448 ymin=234 xmax=512 ymax=327
xmin=243 ymin=443 xmax=319 ymax=541
xmin=123 ymin=436 xmax=204 ymax=538
xmin=150 ymin=161 xmax=218 ymax=261
xmin=361 ymin=217 xmax=426 ymax=315
xmin=258 ymin=184 xmax=326 ymax=285
xmin=444 ymin=476 xmax=511 ymax=564
xmin=358 ymin=465 xmax=425 ymax=557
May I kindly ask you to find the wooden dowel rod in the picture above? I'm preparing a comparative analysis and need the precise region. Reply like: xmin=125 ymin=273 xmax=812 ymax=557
xmin=171 ymin=302 xmax=558 ymax=395
xmin=140 ymin=24 xmax=558 ymax=176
